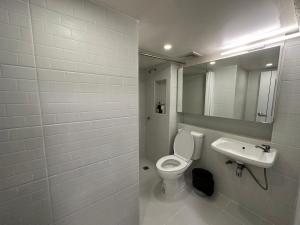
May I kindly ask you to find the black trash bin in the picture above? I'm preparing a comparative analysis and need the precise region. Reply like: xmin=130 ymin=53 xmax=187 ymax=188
xmin=192 ymin=168 xmax=214 ymax=196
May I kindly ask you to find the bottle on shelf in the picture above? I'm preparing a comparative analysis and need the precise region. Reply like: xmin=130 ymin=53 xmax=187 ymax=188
xmin=156 ymin=102 xmax=162 ymax=113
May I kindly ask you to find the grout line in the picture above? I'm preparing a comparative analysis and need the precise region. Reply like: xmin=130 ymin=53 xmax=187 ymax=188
xmin=29 ymin=0 xmax=137 ymax=36
xmin=0 ymin=62 xmax=137 ymax=79
xmin=53 ymin=182 xmax=139 ymax=223
xmin=0 ymin=149 xmax=138 ymax=193
xmin=46 ymin=149 xmax=138 ymax=179
xmin=27 ymin=1 xmax=55 ymax=222
xmin=224 ymin=199 xmax=274 ymax=225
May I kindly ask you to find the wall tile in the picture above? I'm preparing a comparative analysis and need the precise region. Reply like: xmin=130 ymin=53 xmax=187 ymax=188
xmin=1 ymin=64 xmax=37 ymax=79
xmin=0 ymin=0 xmax=35 ymax=66
xmin=0 ymin=179 xmax=52 ymax=225
xmin=0 ymin=0 xmax=138 ymax=225
xmin=0 ymin=55 xmax=51 ymax=225
xmin=34 ymin=0 xmax=138 ymax=223
xmin=53 ymin=184 xmax=138 ymax=225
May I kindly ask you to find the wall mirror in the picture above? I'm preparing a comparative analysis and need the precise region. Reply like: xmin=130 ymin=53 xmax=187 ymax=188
xmin=179 ymin=46 xmax=281 ymax=123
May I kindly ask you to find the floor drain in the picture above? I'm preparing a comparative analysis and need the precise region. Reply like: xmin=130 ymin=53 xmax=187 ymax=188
xmin=143 ymin=166 xmax=149 ymax=170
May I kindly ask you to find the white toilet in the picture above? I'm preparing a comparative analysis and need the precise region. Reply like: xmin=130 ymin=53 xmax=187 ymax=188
xmin=156 ymin=129 xmax=204 ymax=197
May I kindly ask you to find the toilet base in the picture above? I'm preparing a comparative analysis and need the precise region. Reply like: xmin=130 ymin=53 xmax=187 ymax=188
xmin=161 ymin=175 xmax=187 ymax=199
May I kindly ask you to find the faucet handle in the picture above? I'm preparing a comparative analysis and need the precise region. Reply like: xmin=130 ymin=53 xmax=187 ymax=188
xmin=255 ymin=144 xmax=271 ymax=152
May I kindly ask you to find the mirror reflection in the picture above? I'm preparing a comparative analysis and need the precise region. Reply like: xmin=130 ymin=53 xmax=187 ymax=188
xmin=181 ymin=46 xmax=280 ymax=123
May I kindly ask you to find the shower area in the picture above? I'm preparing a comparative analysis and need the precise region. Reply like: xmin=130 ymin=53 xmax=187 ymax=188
xmin=138 ymin=52 xmax=182 ymax=163
xmin=138 ymin=51 xmax=183 ymax=224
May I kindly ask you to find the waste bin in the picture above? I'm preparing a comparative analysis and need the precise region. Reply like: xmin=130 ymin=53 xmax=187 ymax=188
xmin=192 ymin=168 xmax=214 ymax=196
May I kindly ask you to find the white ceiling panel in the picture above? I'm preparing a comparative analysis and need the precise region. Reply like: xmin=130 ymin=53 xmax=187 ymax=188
xmin=97 ymin=0 xmax=297 ymax=58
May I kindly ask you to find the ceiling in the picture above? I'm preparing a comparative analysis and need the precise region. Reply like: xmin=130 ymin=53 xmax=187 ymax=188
xmin=98 ymin=0 xmax=296 ymax=60
xmin=139 ymin=54 xmax=165 ymax=69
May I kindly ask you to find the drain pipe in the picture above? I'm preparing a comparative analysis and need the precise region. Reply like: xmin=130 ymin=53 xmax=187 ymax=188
xmin=226 ymin=160 xmax=269 ymax=191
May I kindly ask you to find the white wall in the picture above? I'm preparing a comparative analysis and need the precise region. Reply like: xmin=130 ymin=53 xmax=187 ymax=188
xmin=182 ymin=113 xmax=273 ymax=139
xmin=271 ymin=38 xmax=300 ymax=225
xmin=0 ymin=0 xmax=138 ymax=224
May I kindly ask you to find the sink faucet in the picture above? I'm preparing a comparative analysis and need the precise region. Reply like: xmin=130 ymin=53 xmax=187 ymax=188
xmin=255 ymin=144 xmax=271 ymax=153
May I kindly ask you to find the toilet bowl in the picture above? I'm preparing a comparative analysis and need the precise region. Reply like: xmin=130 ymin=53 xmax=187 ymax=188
xmin=156 ymin=129 xmax=204 ymax=198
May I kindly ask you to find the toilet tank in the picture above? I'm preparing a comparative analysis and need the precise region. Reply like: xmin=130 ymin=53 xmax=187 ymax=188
xmin=190 ymin=131 xmax=204 ymax=160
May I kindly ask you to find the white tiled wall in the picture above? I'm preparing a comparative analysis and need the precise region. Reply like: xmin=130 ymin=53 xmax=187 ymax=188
xmin=0 ymin=63 xmax=52 ymax=225
xmin=0 ymin=0 xmax=35 ymax=67
xmin=0 ymin=0 xmax=138 ymax=224
xmin=271 ymin=38 xmax=300 ymax=225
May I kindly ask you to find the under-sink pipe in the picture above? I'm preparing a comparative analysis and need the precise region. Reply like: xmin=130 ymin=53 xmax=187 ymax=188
xmin=226 ymin=160 xmax=269 ymax=191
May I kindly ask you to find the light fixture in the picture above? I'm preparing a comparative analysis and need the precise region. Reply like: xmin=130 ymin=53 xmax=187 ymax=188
xmin=221 ymin=42 xmax=265 ymax=56
xmin=164 ymin=44 xmax=172 ymax=50
xmin=222 ymin=25 xmax=298 ymax=50
xmin=221 ymin=32 xmax=300 ymax=56
xmin=209 ymin=61 xmax=216 ymax=65
xmin=266 ymin=63 xmax=273 ymax=67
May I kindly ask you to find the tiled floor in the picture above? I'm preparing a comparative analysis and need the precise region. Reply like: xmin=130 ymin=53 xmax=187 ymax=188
xmin=139 ymin=158 xmax=273 ymax=225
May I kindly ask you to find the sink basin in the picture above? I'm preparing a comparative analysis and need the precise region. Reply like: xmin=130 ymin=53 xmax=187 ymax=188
xmin=211 ymin=137 xmax=277 ymax=168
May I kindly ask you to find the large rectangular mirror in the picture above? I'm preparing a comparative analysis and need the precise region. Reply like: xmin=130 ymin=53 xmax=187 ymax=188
xmin=179 ymin=46 xmax=281 ymax=123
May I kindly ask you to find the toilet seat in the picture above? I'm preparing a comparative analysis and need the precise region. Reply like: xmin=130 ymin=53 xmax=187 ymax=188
xmin=155 ymin=129 xmax=203 ymax=198
xmin=156 ymin=155 xmax=192 ymax=173
xmin=173 ymin=129 xmax=194 ymax=161
xmin=156 ymin=130 xmax=195 ymax=174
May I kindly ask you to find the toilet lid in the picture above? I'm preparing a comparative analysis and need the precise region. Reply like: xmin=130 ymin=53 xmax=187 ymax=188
xmin=174 ymin=130 xmax=194 ymax=161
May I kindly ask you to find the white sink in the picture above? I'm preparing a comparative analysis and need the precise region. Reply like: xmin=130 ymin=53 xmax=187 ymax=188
xmin=211 ymin=137 xmax=277 ymax=168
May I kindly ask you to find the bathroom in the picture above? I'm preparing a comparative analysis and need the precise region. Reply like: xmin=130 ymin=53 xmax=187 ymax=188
xmin=0 ymin=0 xmax=299 ymax=225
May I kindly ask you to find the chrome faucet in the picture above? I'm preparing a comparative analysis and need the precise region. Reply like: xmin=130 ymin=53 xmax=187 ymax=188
xmin=255 ymin=144 xmax=271 ymax=153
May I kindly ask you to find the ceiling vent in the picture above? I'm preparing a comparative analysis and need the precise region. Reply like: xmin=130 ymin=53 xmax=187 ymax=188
xmin=179 ymin=51 xmax=202 ymax=58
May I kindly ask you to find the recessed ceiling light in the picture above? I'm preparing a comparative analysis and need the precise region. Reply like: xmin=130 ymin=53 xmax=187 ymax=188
xmin=164 ymin=44 xmax=172 ymax=50
xmin=210 ymin=61 xmax=216 ymax=65
xmin=266 ymin=63 xmax=273 ymax=67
